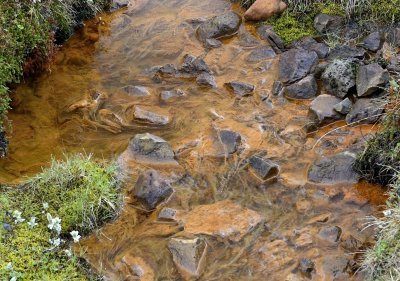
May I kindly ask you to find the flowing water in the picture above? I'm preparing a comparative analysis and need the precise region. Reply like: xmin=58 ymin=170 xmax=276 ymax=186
xmin=0 ymin=0 xmax=388 ymax=280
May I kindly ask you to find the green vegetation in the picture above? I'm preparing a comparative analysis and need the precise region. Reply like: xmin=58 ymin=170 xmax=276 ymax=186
xmin=0 ymin=154 xmax=123 ymax=280
xmin=0 ymin=0 xmax=110 ymax=128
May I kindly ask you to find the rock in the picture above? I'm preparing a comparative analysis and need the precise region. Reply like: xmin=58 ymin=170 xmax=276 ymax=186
xmin=294 ymin=232 xmax=313 ymax=248
xmin=218 ymin=129 xmax=242 ymax=154
xmin=318 ymin=226 xmax=342 ymax=243
xmin=340 ymin=234 xmax=362 ymax=252
xmin=314 ymin=14 xmax=344 ymax=34
xmin=298 ymin=258 xmax=315 ymax=275
xmin=205 ymin=38 xmax=222 ymax=49
xmin=160 ymin=89 xmax=186 ymax=101
xmin=309 ymin=94 xmax=343 ymax=126
xmin=196 ymin=73 xmax=217 ymax=88
xmin=386 ymin=27 xmax=400 ymax=48
xmin=334 ymin=97 xmax=352 ymax=114
xmin=292 ymin=37 xmax=329 ymax=59
xmin=179 ymin=54 xmax=211 ymax=75
xmin=168 ymin=237 xmax=207 ymax=277
xmin=249 ymin=155 xmax=280 ymax=180
xmin=158 ymin=64 xmax=178 ymax=76
xmin=128 ymin=133 xmax=175 ymax=162
xmin=0 ymin=131 xmax=7 ymax=158
xmin=315 ymin=62 xmax=329 ymax=79
xmin=244 ymin=0 xmax=287 ymax=21
xmin=176 ymin=200 xmax=263 ymax=242
xmin=272 ymin=81 xmax=284 ymax=96
xmin=238 ymin=28 xmax=260 ymax=47
xmin=308 ymin=151 xmax=360 ymax=184
xmin=356 ymin=63 xmax=389 ymax=97
xmin=321 ymin=59 xmax=357 ymax=98
xmin=133 ymin=106 xmax=169 ymax=125
xmin=3 ymin=223 xmax=12 ymax=232
xmin=278 ymin=49 xmax=318 ymax=84
xmin=256 ymin=240 xmax=296 ymax=272
xmin=345 ymin=98 xmax=384 ymax=125
xmin=158 ymin=207 xmax=178 ymax=222
xmin=130 ymin=170 xmax=174 ymax=211
xmin=196 ymin=12 xmax=242 ymax=42
xmin=117 ymin=255 xmax=155 ymax=281
xmin=284 ymin=75 xmax=317 ymax=100
xmin=111 ymin=0 xmax=130 ymax=11
xmin=256 ymin=25 xmax=285 ymax=53
xmin=123 ymin=85 xmax=151 ymax=97
xmin=322 ymin=256 xmax=350 ymax=279
xmin=362 ymin=32 xmax=383 ymax=52
xmin=306 ymin=213 xmax=332 ymax=225
xmin=246 ymin=46 xmax=276 ymax=62
xmin=327 ymin=45 xmax=365 ymax=60
xmin=225 ymin=81 xmax=255 ymax=97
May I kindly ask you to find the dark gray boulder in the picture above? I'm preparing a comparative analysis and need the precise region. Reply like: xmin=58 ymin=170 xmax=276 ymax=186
xmin=321 ymin=59 xmax=357 ymax=98
xmin=362 ymin=32 xmax=383 ymax=52
xmin=308 ymin=151 xmax=360 ymax=184
xmin=129 ymin=133 xmax=175 ymax=162
xmin=197 ymin=12 xmax=242 ymax=42
xmin=345 ymin=98 xmax=384 ymax=125
xmin=333 ymin=97 xmax=352 ymax=114
xmin=309 ymin=94 xmax=343 ymax=126
xmin=218 ymin=129 xmax=242 ymax=154
xmin=256 ymin=25 xmax=285 ymax=53
xmin=123 ymin=85 xmax=151 ymax=97
xmin=315 ymin=62 xmax=329 ymax=79
xmin=387 ymin=27 xmax=400 ymax=48
xmin=179 ymin=54 xmax=211 ymax=75
xmin=356 ymin=63 xmax=389 ymax=97
xmin=278 ymin=49 xmax=319 ymax=84
xmin=246 ymin=46 xmax=276 ymax=63
xmin=158 ymin=64 xmax=178 ymax=76
xmin=327 ymin=45 xmax=365 ymax=60
xmin=196 ymin=73 xmax=217 ymax=88
xmin=314 ymin=14 xmax=344 ymax=34
xmin=131 ymin=170 xmax=174 ymax=211
xmin=249 ymin=155 xmax=280 ymax=180
xmin=225 ymin=81 xmax=255 ymax=97
xmin=284 ymin=75 xmax=317 ymax=100
xmin=292 ymin=37 xmax=329 ymax=59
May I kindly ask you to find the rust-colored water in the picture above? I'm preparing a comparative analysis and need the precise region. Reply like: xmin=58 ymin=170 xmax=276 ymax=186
xmin=0 ymin=0 xmax=387 ymax=280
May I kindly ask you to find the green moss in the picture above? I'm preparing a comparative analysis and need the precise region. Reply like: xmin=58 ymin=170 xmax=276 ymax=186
xmin=319 ymin=3 xmax=345 ymax=16
xmin=0 ymin=154 xmax=123 ymax=280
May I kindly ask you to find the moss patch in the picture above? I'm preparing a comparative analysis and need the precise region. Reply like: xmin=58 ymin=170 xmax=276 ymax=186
xmin=0 ymin=154 xmax=123 ymax=280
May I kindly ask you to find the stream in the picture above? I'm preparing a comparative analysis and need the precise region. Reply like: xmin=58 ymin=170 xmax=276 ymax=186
xmin=0 ymin=0 xmax=388 ymax=280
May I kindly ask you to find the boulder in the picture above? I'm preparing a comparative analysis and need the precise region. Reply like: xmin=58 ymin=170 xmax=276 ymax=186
xmin=133 ymin=106 xmax=169 ymax=125
xmin=160 ymin=89 xmax=186 ymax=101
xmin=333 ymin=97 xmax=352 ymax=114
xmin=225 ymin=81 xmax=255 ymax=97
xmin=327 ymin=45 xmax=365 ymax=60
xmin=168 ymin=237 xmax=207 ymax=277
xmin=314 ymin=14 xmax=344 ymax=34
xmin=309 ymin=94 xmax=343 ymax=126
xmin=218 ymin=129 xmax=242 ymax=154
xmin=196 ymin=73 xmax=217 ymax=88
xmin=196 ymin=12 xmax=242 ymax=42
xmin=179 ymin=54 xmax=211 ymax=75
xmin=315 ymin=61 xmax=329 ymax=79
xmin=345 ymin=98 xmax=384 ymax=125
xmin=249 ymin=155 xmax=280 ymax=180
xmin=158 ymin=207 xmax=178 ymax=222
xmin=130 ymin=170 xmax=174 ymax=211
xmin=321 ymin=59 xmax=357 ymax=98
xmin=308 ymin=151 xmax=360 ymax=184
xmin=292 ymin=37 xmax=329 ymax=59
xmin=244 ymin=0 xmax=287 ymax=21
xmin=246 ymin=46 xmax=276 ymax=63
xmin=128 ymin=133 xmax=175 ymax=162
xmin=157 ymin=64 xmax=178 ymax=76
xmin=278 ymin=49 xmax=318 ymax=84
xmin=356 ymin=63 xmax=389 ymax=97
xmin=387 ymin=27 xmax=400 ymax=48
xmin=256 ymin=25 xmax=285 ymax=53
xmin=318 ymin=226 xmax=342 ymax=243
xmin=284 ymin=75 xmax=317 ymax=100
xmin=123 ymin=85 xmax=151 ymax=97
xmin=362 ymin=32 xmax=383 ymax=52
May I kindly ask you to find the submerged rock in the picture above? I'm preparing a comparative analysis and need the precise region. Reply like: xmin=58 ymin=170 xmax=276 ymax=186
xmin=158 ymin=207 xmax=178 ymax=222
xmin=160 ymin=89 xmax=186 ymax=101
xmin=244 ymin=0 xmax=287 ymax=21
xmin=218 ymin=129 xmax=242 ymax=154
xmin=318 ymin=226 xmax=342 ymax=243
xmin=128 ymin=133 xmax=175 ymax=162
xmin=168 ymin=237 xmax=207 ymax=277
xmin=130 ymin=170 xmax=174 ymax=211
xmin=196 ymin=12 xmax=241 ymax=42
xmin=133 ymin=106 xmax=169 ymax=125
xmin=196 ymin=73 xmax=217 ymax=88
xmin=309 ymin=94 xmax=343 ymax=126
xmin=321 ymin=59 xmax=357 ymax=98
xmin=284 ymin=75 xmax=317 ymax=100
xmin=123 ymin=85 xmax=151 ymax=97
xmin=278 ymin=49 xmax=318 ymax=84
xmin=225 ymin=81 xmax=255 ymax=97
xmin=116 ymin=255 xmax=155 ymax=281
xmin=314 ymin=14 xmax=344 ymax=34
xmin=249 ymin=155 xmax=280 ymax=180
xmin=356 ymin=63 xmax=389 ymax=97
xmin=246 ymin=46 xmax=276 ymax=62
xmin=179 ymin=54 xmax=211 ymax=75
xmin=345 ymin=98 xmax=384 ymax=125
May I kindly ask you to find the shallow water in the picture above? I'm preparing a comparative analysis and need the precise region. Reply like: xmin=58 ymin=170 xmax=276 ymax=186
xmin=0 ymin=0 xmax=387 ymax=280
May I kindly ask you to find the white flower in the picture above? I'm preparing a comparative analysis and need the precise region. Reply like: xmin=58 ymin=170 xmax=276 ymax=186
xmin=27 ymin=217 xmax=38 ymax=229
xmin=70 ymin=230 xmax=81 ymax=243
xmin=12 ymin=210 xmax=25 ymax=224
xmin=47 ymin=213 xmax=62 ymax=234
xmin=49 ymin=238 xmax=61 ymax=247
xmin=64 ymin=249 xmax=73 ymax=257
xmin=5 ymin=262 xmax=13 ymax=271
xmin=383 ymin=210 xmax=392 ymax=217
xmin=10 ymin=277 xmax=17 ymax=281
xmin=42 ymin=202 xmax=49 ymax=210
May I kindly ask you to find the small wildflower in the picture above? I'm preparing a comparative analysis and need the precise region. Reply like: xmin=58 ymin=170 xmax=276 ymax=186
xmin=383 ymin=210 xmax=392 ymax=217
xmin=47 ymin=213 xmax=62 ymax=234
xmin=64 ymin=249 xmax=73 ymax=257
xmin=12 ymin=210 xmax=25 ymax=224
xmin=49 ymin=237 xmax=61 ymax=247
xmin=10 ymin=277 xmax=17 ymax=281
xmin=5 ymin=262 xmax=13 ymax=271
xmin=42 ymin=202 xmax=49 ymax=210
xmin=70 ymin=230 xmax=81 ymax=243
xmin=27 ymin=217 xmax=38 ymax=229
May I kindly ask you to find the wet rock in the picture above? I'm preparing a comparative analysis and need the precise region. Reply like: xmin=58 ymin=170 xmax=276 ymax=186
xmin=123 ymin=85 xmax=151 ymax=97
xmin=0 ymin=131 xmax=7 ymax=158
xmin=196 ymin=12 xmax=241 ymax=42
xmin=309 ymin=94 xmax=343 ymax=126
xmin=158 ymin=207 xmax=177 ymax=222
xmin=111 ymin=0 xmax=129 ymax=11
xmin=321 ymin=59 xmax=357 ymax=98
xmin=322 ymin=256 xmax=350 ymax=279
xmin=292 ymin=37 xmax=329 ymax=59
xmin=225 ymin=81 xmax=255 ymax=97
xmin=168 ymin=237 xmax=207 ymax=277
xmin=314 ymin=14 xmax=344 ymax=34
xmin=249 ymin=155 xmax=280 ymax=180
xmin=238 ymin=28 xmax=260 ymax=47
xmin=158 ymin=64 xmax=178 ymax=76
xmin=318 ymin=226 xmax=342 ymax=243
xmin=362 ymin=32 xmax=383 ymax=52
xmin=294 ymin=231 xmax=313 ymax=248
xmin=356 ymin=63 xmax=389 ymax=97
xmin=340 ymin=234 xmax=362 ymax=252
xmin=272 ymin=80 xmax=284 ymax=96
xmin=177 ymin=200 xmax=263 ymax=242
xmin=298 ymin=258 xmax=315 ymax=275
xmin=278 ymin=49 xmax=318 ymax=84
xmin=218 ymin=129 xmax=242 ymax=154
xmin=133 ymin=106 xmax=169 ymax=125
xmin=284 ymin=75 xmax=317 ymax=100
xmin=327 ymin=45 xmax=365 ymax=60
xmin=129 ymin=133 xmax=175 ymax=162
xmin=334 ymin=97 xmax=352 ymax=114
xmin=308 ymin=151 xmax=360 ymax=184
xmin=306 ymin=213 xmax=332 ymax=225
xmin=256 ymin=25 xmax=285 ymax=53
xmin=345 ymin=98 xmax=384 ymax=125
xmin=117 ymin=255 xmax=155 ymax=281
xmin=130 ymin=170 xmax=174 ymax=211
xmin=196 ymin=73 xmax=217 ymax=88
xmin=160 ymin=89 xmax=186 ymax=101
xmin=205 ymin=38 xmax=222 ymax=49
xmin=179 ymin=54 xmax=211 ymax=75
xmin=386 ymin=27 xmax=400 ymax=48
xmin=244 ymin=0 xmax=287 ymax=21
xmin=256 ymin=240 xmax=296 ymax=272
xmin=246 ymin=46 xmax=276 ymax=62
